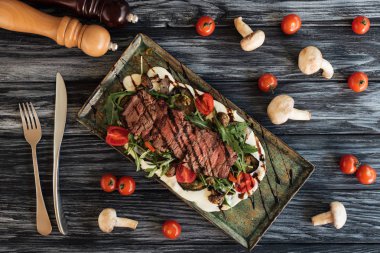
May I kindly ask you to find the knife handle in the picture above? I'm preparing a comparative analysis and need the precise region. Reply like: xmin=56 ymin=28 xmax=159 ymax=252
xmin=0 ymin=0 xmax=118 ymax=57
xmin=27 ymin=0 xmax=138 ymax=28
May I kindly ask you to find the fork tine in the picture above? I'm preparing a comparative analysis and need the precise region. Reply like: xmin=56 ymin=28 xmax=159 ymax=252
xmin=29 ymin=103 xmax=41 ymax=130
xmin=26 ymin=102 xmax=36 ymax=129
xmin=19 ymin=103 xmax=28 ymax=132
xmin=21 ymin=103 xmax=32 ymax=129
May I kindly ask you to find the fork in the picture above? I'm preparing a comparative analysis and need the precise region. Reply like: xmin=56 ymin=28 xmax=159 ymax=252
xmin=19 ymin=102 xmax=52 ymax=236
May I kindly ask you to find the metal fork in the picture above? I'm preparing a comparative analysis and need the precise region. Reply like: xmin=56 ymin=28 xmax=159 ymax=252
xmin=19 ymin=102 xmax=52 ymax=236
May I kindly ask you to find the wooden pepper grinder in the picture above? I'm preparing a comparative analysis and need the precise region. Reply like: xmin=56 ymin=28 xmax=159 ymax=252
xmin=28 ymin=0 xmax=138 ymax=28
xmin=0 ymin=0 xmax=118 ymax=57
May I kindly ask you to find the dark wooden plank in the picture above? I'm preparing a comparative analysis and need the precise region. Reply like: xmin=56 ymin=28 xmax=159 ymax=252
xmin=1 ymin=80 xmax=379 ymax=135
xmin=0 ymin=26 xmax=379 ymax=83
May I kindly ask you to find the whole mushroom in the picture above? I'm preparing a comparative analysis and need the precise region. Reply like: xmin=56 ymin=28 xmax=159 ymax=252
xmin=234 ymin=17 xmax=265 ymax=51
xmin=311 ymin=201 xmax=347 ymax=229
xmin=98 ymin=208 xmax=138 ymax=233
xmin=267 ymin=94 xmax=311 ymax=125
xmin=298 ymin=46 xmax=334 ymax=79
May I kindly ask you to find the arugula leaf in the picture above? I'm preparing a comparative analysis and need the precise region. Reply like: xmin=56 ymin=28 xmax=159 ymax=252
xmin=104 ymin=90 xmax=135 ymax=125
xmin=185 ymin=112 xmax=210 ymax=129
xmin=242 ymin=143 xmax=258 ymax=154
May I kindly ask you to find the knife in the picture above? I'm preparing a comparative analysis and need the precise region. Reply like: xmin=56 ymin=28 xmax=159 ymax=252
xmin=53 ymin=72 xmax=68 ymax=235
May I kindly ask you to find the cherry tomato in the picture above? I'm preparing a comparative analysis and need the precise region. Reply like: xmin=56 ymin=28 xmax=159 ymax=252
xmin=196 ymin=16 xmax=215 ymax=37
xmin=356 ymin=164 xmax=377 ymax=185
xmin=339 ymin=154 xmax=359 ymax=174
xmin=117 ymin=176 xmax=136 ymax=196
xmin=162 ymin=220 xmax=181 ymax=239
xmin=352 ymin=16 xmax=370 ymax=35
xmin=105 ymin=126 xmax=129 ymax=146
xmin=195 ymin=93 xmax=214 ymax=116
xmin=235 ymin=172 xmax=255 ymax=194
xmin=348 ymin=72 xmax=368 ymax=92
xmin=258 ymin=73 xmax=278 ymax=93
xmin=281 ymin=14 xmax=302 ymax=35
xmin=144 ymin=141 xmax=156 ymax=152
xmin=100 ymin=174 xmax=117 ymax=193
xmin=176 ymin=164 xmax=196 ymax=183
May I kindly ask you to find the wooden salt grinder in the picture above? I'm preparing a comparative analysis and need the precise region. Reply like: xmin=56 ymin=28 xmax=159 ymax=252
xmin=0 ymin=0 xmax=118 ymax=57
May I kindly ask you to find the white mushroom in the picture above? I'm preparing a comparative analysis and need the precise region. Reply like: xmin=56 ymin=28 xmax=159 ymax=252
xmin=98 ymin=208 xmax=138 ymax=233
xmin=298 ymin=46 xmax=334 ymax=79
xmin=123 ymin=74 xmax=142 ymax=91
xmin=234 ymin=17 xmax=265 ymax=51
xmin=267 ymin=94 xmax=311 ymax=125
xmin=147 ymin=66 xmax=176 ymax=91
xmin=311 ymin=201 xmax=347 ymax=229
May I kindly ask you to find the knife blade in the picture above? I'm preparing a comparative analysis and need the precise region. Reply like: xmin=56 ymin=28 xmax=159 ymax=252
xmin=53 ymin=72 xmax=68 ymax=235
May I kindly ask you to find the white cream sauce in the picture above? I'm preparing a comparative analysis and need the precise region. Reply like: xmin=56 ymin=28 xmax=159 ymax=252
xmin=125 ymin=69 xmax=266 ymax=212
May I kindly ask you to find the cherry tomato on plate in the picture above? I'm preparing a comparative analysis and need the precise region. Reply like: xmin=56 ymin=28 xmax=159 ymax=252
xmin=281 ymin=14 xmax=302 ymax=35
xmin=100 ymin=174 xmax=117 ymax=193
xmin=235 ymin=172 xmax=255 ymax=194
xmin=339 ymin=154 xmax=359 ymax=174
xmin=195 ymin=93 xmax=214 ymax=116
xmin=162 ymin=220 xmax=181 ymax=239
xmin=348 ymin=72 xmax=368 ymax=92
xmin=258 ymin=73 xmax=278 ymax=93
xmin=118 ymin=176 xmax=136 ymax=196
xmin=356 ymin=164 xmax=377 ymax=185
xmin=176 ymin=164 xmax=196 ymax=183
xmin=352 ymin=16 xmax=370 ymax=35
xmin=196 ymin=16 xmax=215 ymax=36
xmin=105 ymin=126 xmax=129 ymax=146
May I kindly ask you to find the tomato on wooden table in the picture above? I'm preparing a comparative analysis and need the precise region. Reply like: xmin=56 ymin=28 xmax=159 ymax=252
xmin=117 ymin=176 xmax=136 ymax=196
xmin=258 ymin=73 xmax=278 ymax=93
xmin=352 ymin=16 xmax=370 ymax=35
xmin=356 ymin=164 xmax=377 ymax=185
xmin=162 ymin=220 xmax=181 ymax=239
xmin=196 ymin=16 xmax=215 ymax=36
xmin=339 ymin=154 xmax=359 ymax=175
xmin=348 ymin=72 xmax=368 ymax=92
xmin=176 ymin=164 xmax=196 ymax=183
xmin=105 ymin=126 xmax=129 ymax=146
xmin=281 ymin=14 xmax=302 ymax=35
xmin=235 ymin=172 xmax=255 ymax=194
xmin=195 ymin=93 xmax=214 ymax=116
xmin=100 ymin=174 xmax=117 ymax=192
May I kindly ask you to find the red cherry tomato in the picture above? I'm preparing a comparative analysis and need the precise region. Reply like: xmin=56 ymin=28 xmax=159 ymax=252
xmin=195 ymin=93 xmax=214 ymax=116
xmin=176 ymin=164 xmax=196 ymax=183
xmin=348 ymin=72 xmax=368 ymax=92
xmin=196 ymin=16 xmax=215 ymax=36
xmin=352 ymin=16 xmax=370 ymax=35
xmin=162 ymin=220 xmax=181 ymax=239
xmin=105 ymin=126 xmax=129 ymax=146
xmin=339 ymin=154 xmax=359 ymax=174
xmin=281 ymin=14 xmax=302 ymax=35
xmin=356 ymin=164 xmax=377 ymax=185
xmin=235 ymin=172 xmax=255 ymax=194
xmin=100 ymin=174 xmax=117 ymax=193
xmin=258 ymin=73 xmax=278 ymax=93
xmin=117 ymin=176 xmax=136 ymax=196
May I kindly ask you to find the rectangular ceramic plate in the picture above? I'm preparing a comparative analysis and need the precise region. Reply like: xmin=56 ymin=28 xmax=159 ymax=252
xmin=77 ymin=34 xmax=314 ymax=250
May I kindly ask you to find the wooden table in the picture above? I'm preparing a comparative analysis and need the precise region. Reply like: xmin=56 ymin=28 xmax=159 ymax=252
xmin=1 ymin=1 xmax=379 ymax=252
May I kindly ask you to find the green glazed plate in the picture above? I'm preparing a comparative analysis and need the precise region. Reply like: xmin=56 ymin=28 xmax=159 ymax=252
xmin=77 ymin=33 xmax=314 ymax=251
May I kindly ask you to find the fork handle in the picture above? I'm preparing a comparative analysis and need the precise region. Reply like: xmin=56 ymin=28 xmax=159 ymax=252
xmin=31 ymin=146 xmax=52 ymax=236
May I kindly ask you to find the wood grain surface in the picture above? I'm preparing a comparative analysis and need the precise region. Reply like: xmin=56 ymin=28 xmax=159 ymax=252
xmin=0 ymin=0 xmax=379 ymax=252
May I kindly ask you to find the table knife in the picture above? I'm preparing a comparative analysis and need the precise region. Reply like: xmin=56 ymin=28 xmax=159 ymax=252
xmin=53 ymin=72 xmax=68 ymax=235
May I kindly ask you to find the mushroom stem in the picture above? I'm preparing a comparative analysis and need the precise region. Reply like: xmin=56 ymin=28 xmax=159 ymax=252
xmin=312 ymin=211 xmax=333 ymax=226
xmin=115 ymin=217 xmax=138 ymax=230
xmin=234 ymin=17 xmax=253 ymax=37
xmin=289 ymin=108 xmax=311 ymax=121
xmin=321 ymin=59 xmax=334 ymax=79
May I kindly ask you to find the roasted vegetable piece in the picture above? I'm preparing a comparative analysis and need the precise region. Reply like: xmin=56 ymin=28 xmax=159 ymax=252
xmin=106 ymin=126 xmax=129 ymax=146
xmin=195 ymin=93 xmax=214 ymax=116
xmin=208 ymin=190 xmax=225 ymax=205
xmin=179 ymin=179 xmax=206 ymax=191
xmin=217 ymin=112 xmax=230 ymax=127
xmin=171 ymin=94 xmax=195 ymax=114
xmin=176 ymin=164 xmax=196 ymax=183
xmin=244 ymin=154 xmax=260 ymax=173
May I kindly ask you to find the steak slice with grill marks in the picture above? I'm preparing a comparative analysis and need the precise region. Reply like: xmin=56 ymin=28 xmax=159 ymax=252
xmin=122 ymin=90 xmax=237 ymax=179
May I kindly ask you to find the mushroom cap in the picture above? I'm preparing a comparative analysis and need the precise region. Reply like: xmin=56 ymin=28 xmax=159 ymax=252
xmin=330 ymin=201 xmax=347 ymax=229
xmin=298 ymin=46 xmax=323 ymax=75
xmin=240 ymin=30 xmax=265 ymax=51
xmin=267 ymin=94 xmax=295 ymax=124
xmin=98 ymin=208 xmax=117 ymax=233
